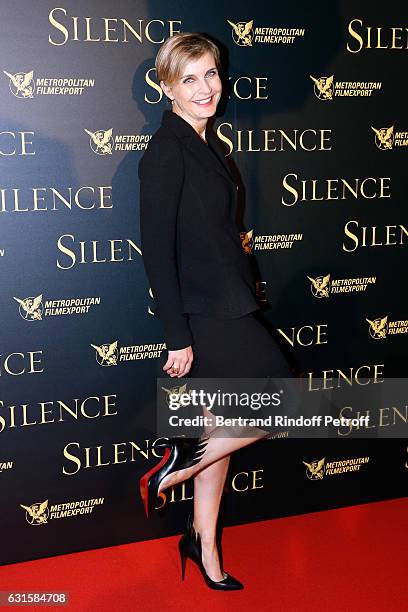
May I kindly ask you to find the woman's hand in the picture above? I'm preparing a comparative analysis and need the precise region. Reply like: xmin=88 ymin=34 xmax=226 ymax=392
xmin=163 ymin=346 xmax=194 ymax=377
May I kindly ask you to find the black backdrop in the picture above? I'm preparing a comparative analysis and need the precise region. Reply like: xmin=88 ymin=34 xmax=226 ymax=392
xmin=0 ymin=0 xmax=406 ymax=566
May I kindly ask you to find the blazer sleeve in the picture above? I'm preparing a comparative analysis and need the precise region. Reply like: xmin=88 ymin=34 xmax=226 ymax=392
xmin=138 ymin=135 xmax=193 ymax=351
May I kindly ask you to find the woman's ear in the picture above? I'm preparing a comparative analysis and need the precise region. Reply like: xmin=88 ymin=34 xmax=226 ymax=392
xmin=160 ymin=80 xmax=174 ymax=104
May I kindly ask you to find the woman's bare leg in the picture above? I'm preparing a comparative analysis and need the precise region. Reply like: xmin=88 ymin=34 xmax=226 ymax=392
xmin=163 ymin=407 xmax=269 ymax=581
xmin=192 ymin=456 xmax=230 ymax=581
xmin=158 ymin=430 xmax=266 ymax=494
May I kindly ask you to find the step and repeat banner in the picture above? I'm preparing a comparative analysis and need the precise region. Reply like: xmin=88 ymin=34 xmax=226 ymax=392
xmin=0 ymin=1 xmax=407 ymax=565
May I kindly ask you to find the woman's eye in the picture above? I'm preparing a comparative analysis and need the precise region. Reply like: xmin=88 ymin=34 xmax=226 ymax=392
xmin=183 ymin=71 xmax=217 ymax=84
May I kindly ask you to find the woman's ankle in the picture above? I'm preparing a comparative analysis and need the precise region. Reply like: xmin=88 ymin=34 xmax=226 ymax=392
xmin=192 ymin=523 xmax=216 ymax=545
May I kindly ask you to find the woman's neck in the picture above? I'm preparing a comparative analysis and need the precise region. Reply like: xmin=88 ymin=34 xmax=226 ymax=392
xmin=171 ymin=107 xmax=208 ymax=143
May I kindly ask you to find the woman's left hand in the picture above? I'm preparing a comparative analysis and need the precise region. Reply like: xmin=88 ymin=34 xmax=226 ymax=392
xmin=163 ymin=345 xmax=194 ymax=377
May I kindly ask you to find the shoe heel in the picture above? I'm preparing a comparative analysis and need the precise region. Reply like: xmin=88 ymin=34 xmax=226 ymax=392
xmin=180 ymin=550 xmax=187 ymax=580
xmin=139 ymin=476 xmax=149 ymax=518
xmin=139 ymin=446 xmax=172 ymax=518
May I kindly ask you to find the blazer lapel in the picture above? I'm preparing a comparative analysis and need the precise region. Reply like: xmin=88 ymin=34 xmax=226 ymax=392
xmin=161 ymin=110 xmax=235 ymax=185
xmin=206 ymin=129 xmax=235 ymax=182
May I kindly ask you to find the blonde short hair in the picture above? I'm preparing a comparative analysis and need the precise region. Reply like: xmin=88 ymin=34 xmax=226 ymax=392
xmin=155 ymin=32 xmax=221 ymax=86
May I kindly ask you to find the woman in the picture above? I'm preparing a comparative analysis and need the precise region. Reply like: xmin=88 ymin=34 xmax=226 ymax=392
xmin=138 ymin=32 xmax=295 ymax=590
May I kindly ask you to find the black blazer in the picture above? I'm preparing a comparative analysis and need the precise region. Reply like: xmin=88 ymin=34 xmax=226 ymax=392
xmin=138 ymin=109 xmax=260 ymax=351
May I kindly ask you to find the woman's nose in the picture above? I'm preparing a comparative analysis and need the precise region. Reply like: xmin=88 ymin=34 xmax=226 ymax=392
xmin=198 ymin=79 xmax=212 ymax=94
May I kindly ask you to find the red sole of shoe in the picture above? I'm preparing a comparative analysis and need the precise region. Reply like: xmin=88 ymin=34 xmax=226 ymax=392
xmin=139 ymin=446 xmax=171 ymax=518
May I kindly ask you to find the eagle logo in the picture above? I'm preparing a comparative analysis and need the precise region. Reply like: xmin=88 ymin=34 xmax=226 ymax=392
xmin=303 ymin=458 xmax=325 ymax=480
xmin=240 ymin=229 xmax=253 ymax=254
xmin=307 ymin=274 xmax=331 ymax=298
xmin=161 ymin=383 xmax=194 ymax=410
xmin=3 ymin=69 xmax=34 ymax=98
xmin=310 ymin=75 xmax=334 ymax=101
xmin=161 ymin=383 xmax=187 ymax=410
xmin=13 ymin=295 xmax=43 ymax=320
xmin=91 ymin=340 xmax=118 ymax=366
xmin=371 ymin=126 xmax=394 ymax=150
xmin=20 ymin=500 xmax=49 ymax=525
xmin=84 ymin=128 xmax=113 ymax=155
xmin=227 ymin=20 xmax=254 ymax=46
xmin=366 ymin=316 xmax=388 ymax=340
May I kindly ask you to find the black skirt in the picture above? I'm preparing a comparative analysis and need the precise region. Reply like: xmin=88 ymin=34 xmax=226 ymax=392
xmin=156 ymin=311 xmax=299 ymax=437
xmin=188 ymin=311 xmax=294 ymax=378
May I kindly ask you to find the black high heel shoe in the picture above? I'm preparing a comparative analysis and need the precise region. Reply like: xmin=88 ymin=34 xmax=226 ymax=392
xmin=139 ymin=437 xmax=209 ymax=518
xmin=178 ymin=514 xmax=244 ymax=590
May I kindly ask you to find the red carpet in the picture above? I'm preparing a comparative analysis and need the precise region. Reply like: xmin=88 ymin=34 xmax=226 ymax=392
xmin=1 ymin=497 xmax=406 ymax=612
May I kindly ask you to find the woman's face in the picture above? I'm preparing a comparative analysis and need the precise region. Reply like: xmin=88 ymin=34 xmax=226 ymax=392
xmin=161 ymin=51 xmax=222 ymax=124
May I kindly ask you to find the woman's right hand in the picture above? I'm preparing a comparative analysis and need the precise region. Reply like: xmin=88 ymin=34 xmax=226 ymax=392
xmin=163 ymin=346 xmax=194 ymax=378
